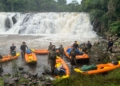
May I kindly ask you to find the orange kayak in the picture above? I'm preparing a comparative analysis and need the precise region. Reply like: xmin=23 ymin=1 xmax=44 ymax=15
xmin=32 ymin=49 xmax=48 ymax=55
xmin=74 ymin=61 xmax=120 ymax=75
xmin=64 ymin=46 xmax=89 ymax=60
xmin=25 ymin=53 xmax=37 ymax=63
xmin=55 ymin=56 xmax=70 ymax=79
xmin=0 ymin=53 xmax=20 ymax=62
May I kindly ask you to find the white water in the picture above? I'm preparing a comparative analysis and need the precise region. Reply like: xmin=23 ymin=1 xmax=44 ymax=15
xmin=0 ymin=12 xmax=98 ymax=47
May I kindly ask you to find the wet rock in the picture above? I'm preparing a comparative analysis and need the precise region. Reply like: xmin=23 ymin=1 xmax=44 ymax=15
xmin=44 ymin=68 xmax=51 ymax=74
xmin=32 ymin=73 xmax=38 ymax=78
xmin=12 ymin=77 xmax=19 ymax=82
xmin=39 ymin=75 xmax=46 ymax=81
xmin=18 ymin=67 xmax=24 ymax=71
xmin=32 ymin=79 xmax=37 ymax=84
xmin=8 ymin=80 xmax=15 ymax=86
xmin=28 ymin=78 xmax=32 ymax=81
xmin=21 ymin=83 xmax=27 ymax=86
xmin=23 ymin=74 xmax=29 ymax=79
xmin=44 ymin=82 xmax=52 ymax=86
xmin=20 ymin=71 xmax=26 ymax=74
xmin=28 ymin=82 xmax=32 ymax=86
xmin=12 ymin=16 xmax=17 ymax=24
xmin=5 ymin=17 xmax=11 ymax=30
xmin=4 ymin=78 xmax=9 ymax=84
xmin=3 ymin=73 xmax=11 ymax=77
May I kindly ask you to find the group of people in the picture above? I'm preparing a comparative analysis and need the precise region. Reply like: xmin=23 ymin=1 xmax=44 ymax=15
xmin=8 ymin=39 xmax=113 ymax=76
xmin=47 ymin=41 xmax=93 ymax=75
xmin=68 ymin=41 xmax=92 ymax=65
xmin=10 ymin=42 xmax=28 ymax=57
xmin=47 ymin=42 xmax=64 ymax=75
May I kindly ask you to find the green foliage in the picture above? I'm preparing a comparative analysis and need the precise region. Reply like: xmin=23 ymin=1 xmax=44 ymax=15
xmin=90 ymin=9 xmax=105 ymax=22
xmin=110 ymin=21 xmax=120 ymax=34
xmin=0 ymin=78 xmax=4 ymax=86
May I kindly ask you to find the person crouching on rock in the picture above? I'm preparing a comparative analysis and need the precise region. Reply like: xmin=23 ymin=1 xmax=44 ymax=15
xmin=48 ymin=45 xmax=57 ymax=75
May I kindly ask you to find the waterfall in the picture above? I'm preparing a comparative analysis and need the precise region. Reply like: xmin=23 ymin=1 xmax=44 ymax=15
xmin=0 ymin=12 xmax=98 ymax=43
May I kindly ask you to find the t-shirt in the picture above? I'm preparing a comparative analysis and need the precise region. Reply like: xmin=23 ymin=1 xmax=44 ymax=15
xmin=20 ymin=45 xmax=27 ymax=51
xmin=10 ymin=46 xmax=16 ymax=52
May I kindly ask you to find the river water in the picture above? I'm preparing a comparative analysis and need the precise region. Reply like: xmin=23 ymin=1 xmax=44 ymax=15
xmin=0 ymin=12 xmax=99 ymax=75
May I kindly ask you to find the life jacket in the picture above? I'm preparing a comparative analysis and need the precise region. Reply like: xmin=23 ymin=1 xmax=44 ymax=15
xmin=26 ymin=49 xmax=31 ymax=54
xmin=59 ymin=47 xmax=64 ymax=53
xmin=70 ymin=49 xmax=76 ymax=56
xmin=49 ymin=50 xmax=57 ymax=60
xmin=11 ymin=51 xmax=16 ymax=56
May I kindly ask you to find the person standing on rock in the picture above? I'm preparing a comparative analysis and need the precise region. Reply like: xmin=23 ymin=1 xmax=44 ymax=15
xmin=10 ymin=43 xmax=16 ymax=56
xmin=48 ymin=45 xmax=57 ymax=75
xmin=58 ymin=45 xmax=64 ymax=59
xmin=86 ymin=41 xmax=92 ymax=52
xmin=107 ymin=38 xmax=113 ymax=53
xmin=20 ymin=42 xmax=28 ymax=58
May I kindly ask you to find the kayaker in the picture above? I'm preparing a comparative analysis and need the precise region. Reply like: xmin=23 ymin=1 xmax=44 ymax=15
xmin=20 ymin=42 xmax=28 ymax=58
xmin=107 ymin=38 xmax=113 ymax=53
xmin=48 ymin=42 xmax=53 ymax=51
xmin=48 ymin=45 xmax=57 ymax=75
xmin=10 ymin=43 xmax=16 ymax=56
xmin=58 ymin=45 xmax=64 ymax=59
xmin=69 ymin=46 xmax=77 ymax=65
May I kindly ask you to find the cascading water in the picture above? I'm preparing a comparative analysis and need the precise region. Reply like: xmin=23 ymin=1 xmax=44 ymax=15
xmin=0 ymin=12 xmax=99 ymax=74
xmin=0 ymin=12 xmax=98 ymax=48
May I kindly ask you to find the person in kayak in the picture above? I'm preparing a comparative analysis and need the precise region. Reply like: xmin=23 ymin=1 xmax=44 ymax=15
xmin=10 ymin=43 xmax=16 ymax=56
xmin=20 ymin=42 xmax=28 ymax=58
xmin=58 ymin=45 xmax=64 ymax=59
xmin=48 ymin=45 xmax=57 ymax=75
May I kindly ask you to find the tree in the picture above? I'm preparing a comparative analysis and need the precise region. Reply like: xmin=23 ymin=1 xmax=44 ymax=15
xmin=57 ymin=0 xmax=66 ymax=5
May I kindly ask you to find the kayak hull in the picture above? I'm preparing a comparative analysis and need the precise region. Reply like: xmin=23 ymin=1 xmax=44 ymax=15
xmin=33 ymin=49 xmax=48 ymax=55
xmin=0 ymin=53 xmax=20 ymax=62
xmin=74 ymin=61 xmax=120 ymax=75
xmin=25 ymin=53 xmax=37 ymax=63
xmin=64 ymin=46 xmax=89 ymax=63
xmin=55 ymin=56 xmax=70 ymax=79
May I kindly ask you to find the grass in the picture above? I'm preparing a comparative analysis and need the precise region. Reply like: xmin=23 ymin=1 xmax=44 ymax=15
xmin=0 ymin=77 xmax=4 ymax=86
xmin=53 ymin=68 xmax=120 ymax=86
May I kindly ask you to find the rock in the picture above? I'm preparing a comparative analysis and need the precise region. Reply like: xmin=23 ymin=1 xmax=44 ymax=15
xmin=12 ymin=15 xmax=17 ymax=24
xmin=23 ymin=74 xmax=29 ymax=79
xmin=12 ymin=77 xmax=19 ymax=82
xmin=39 ymin=75 xmax=46 ymax=81
xmin=28 ymin=82 xmax=32 ymax=86
xmin=3 ymin=73 xmax=11 ymax=77
xmin=8 ymin=79 xmax=15 ymax=86
xmin=45 ymin=82 xmax=52 ymax=86
xmin=22 ymin=83 xmax=27 ymax=86
xmin=4 ymin=78 xmax=9 ymax=84
xmin=28 ymin=78 xmax=32 ymax=81
xmin=32 ymin=79 xmax=37 ymax=84
xmin=18 ymin=67 xmax=24 ymax=71
xmin=33 ymin=73 xmax=38 ymax=78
